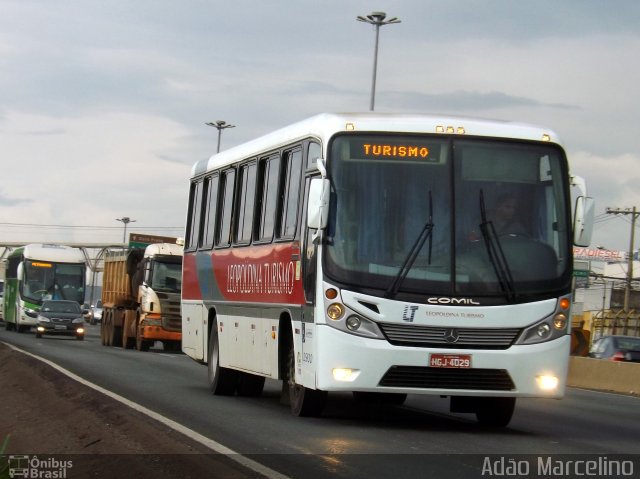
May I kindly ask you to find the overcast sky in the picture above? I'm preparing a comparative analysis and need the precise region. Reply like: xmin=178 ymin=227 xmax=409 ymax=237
xmin=1 ymin=0 xmax=639 ymax=252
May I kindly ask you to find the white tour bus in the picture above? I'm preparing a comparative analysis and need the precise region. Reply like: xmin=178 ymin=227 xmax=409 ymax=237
xmin=181 ymin=113 xmax=594 ymax=427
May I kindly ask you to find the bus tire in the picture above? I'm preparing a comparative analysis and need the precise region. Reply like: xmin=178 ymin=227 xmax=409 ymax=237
xmin=237 ymin=372 xmax=265 ymax=397
xmin=287 ymin=343 xmax=326 ymax=417
xmin=207 ymin=324 xmax=238 ymax=396
xmin=475 ymin=397 xmax=516 ymax=428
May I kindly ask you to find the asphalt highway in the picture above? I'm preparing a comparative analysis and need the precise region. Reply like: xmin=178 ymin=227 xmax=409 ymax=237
xmin=1 ymin=323 xmax=639 ymax=479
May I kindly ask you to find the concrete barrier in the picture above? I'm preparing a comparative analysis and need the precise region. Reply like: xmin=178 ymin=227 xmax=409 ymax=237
xmin=568 ymin=356 xmax=640 ymax=396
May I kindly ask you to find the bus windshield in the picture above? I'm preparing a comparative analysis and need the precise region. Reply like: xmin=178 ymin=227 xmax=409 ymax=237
xmin=325 ymin=134 xmax=571 ymax=303
xmin=23 ymin=261 xmax=85 ymax=304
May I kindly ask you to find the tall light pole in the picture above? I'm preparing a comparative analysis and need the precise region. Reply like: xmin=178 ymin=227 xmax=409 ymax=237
xmin=357 ymin=11 xmax=401 ymax=111
xmin=116 ymin=217 xmax=136 ymax=246
xmin=206 ymin=121 xmax=235 ymax=153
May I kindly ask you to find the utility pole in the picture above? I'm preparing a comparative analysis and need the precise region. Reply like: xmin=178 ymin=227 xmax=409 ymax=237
xmin=605 ymin=207 xmax=639 ymax=329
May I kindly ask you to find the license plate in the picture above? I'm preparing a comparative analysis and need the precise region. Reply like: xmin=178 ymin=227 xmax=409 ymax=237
xmin=429 ymin=353 xmax=472 ymax=368
xmin=54 ymin=325 xmax=67 ymax=330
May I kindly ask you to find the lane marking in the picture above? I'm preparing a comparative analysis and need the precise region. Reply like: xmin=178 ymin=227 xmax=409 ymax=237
xmin=2 ymin=341 xmax=290 ymax=479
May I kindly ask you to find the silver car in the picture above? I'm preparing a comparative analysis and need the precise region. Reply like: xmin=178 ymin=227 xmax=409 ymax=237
xmin=90 ymin=300 xmax=103 ymax=325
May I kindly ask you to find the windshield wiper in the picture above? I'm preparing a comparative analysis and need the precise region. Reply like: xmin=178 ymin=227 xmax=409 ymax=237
xmin=385 ymin=191 xmax=434 ymax=299
xmin=478 ymin=190 xmax=516 ymax=301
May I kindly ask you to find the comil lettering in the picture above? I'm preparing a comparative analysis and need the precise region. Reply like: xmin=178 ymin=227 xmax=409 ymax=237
xmin=362 ymin=144 xmax=429 ymax=158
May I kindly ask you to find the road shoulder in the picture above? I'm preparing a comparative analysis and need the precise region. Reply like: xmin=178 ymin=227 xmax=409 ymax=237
xmin=0 ymin=342 xmax=260 ymax=478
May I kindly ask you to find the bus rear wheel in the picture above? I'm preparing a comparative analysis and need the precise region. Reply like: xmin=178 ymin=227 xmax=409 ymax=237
xmin=207 ymin=324 xmax=238 ymax=395
xmin=287 ymin=343 xmax=326 ymax=417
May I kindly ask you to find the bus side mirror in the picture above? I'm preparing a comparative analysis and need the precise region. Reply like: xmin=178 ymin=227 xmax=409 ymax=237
xmin=16 ymin=263 xmax=24 ymax=281
xmin=573 ymin=196 xmax=595 ymax=247
xmin=307 ymin=178 xmax=330 ymax=229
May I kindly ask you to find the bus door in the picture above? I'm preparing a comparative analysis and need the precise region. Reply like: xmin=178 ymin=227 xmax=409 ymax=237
xmin=301 ymin=174 xmax=318 ymax=385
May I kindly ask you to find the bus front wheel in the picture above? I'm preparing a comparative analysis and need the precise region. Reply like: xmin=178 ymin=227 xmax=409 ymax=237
xmin=475 ymin=397 xmax=516 ymax=428
xmin=287 ymin=343 xmax=326 ymax=417
xmin=207 ymin=324 xmax=238 ymax=395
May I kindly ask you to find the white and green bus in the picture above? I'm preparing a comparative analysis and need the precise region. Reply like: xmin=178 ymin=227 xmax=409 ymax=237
xmin=4 ymin=244 xmax=86 ymax=333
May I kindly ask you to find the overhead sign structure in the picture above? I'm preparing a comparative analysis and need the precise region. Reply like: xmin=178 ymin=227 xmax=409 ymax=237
xmin=128 ymin=233 xmax=179 ymax=248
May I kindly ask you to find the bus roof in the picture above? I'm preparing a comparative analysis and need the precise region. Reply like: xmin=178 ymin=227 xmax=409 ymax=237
xmin=192 ymin=112 xmax=563 ymax=177
xmin=13 ymin=244 xmax=86 ymax=264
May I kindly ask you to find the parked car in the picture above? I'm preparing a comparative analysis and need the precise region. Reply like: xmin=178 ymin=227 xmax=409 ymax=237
xmin=35 ymin=300 xmax=86 ymax=340
xmin=588 ymin=335 xmax=640 ymax=362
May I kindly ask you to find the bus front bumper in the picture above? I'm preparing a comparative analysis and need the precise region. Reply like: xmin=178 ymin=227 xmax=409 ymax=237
xmin=313 ymin=324 xmax=570 ymax=398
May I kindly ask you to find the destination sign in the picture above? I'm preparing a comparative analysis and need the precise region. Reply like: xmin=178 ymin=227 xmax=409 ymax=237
xmin=31 ymin=262 xmax=52 ymax=268
xmin=362 ymin=143 xmax=430 ymax=159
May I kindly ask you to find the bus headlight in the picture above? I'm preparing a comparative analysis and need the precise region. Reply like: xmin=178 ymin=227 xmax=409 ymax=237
xmin=346 ymin=316 xmax=362 ymax=331
xmin=537 ymin=324 xmax=551 ymax=338
xmin=516 ymin=296 xmax=571 ymax=346
xmin=326 ymin=312 xmax=385 ymax=340
xmin=517 ymin=315 xmax=567 ymax=345
xmin=553 ymin=313 xmax=567 ymax=330
xmin=327 ymin=303 xmax=345 ymax=320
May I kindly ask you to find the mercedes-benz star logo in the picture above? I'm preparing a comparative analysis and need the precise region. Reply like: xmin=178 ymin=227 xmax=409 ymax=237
xmin=444 ymin=328 xmax=460 ymax=343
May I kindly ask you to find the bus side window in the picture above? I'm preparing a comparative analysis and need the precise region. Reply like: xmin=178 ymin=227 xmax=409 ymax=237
xmin=254 ymin=154 xmax=280 ymax=243
xmin=185 ymin=180 xmax=204 ymax=251
xmin=201 ymin=174 xmax=220 ymax=249
xmin=234 ymin=161 xmax=257 ymax=245
xmin=216 ymin=168 xmax=236 ymax=247
xmin=278 ymin=149 xmax=303 ymax=239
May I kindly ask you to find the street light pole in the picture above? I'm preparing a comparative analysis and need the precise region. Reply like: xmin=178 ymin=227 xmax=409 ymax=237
xmin=206 ymin=121 xmax=236 ymax=153
xmin=115 ymin=217 xmax=136 ymax=246
xmin=357 ymin=11 xmax=401 ymax=111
